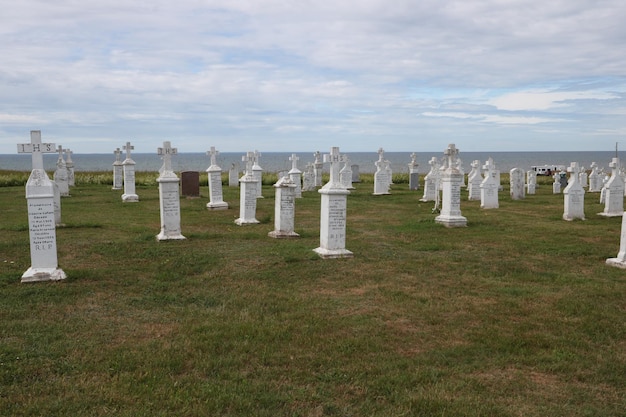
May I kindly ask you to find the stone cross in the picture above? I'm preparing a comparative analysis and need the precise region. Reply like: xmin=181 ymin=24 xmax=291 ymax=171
xmin=313 ymin=151 xmax=321 ymax=164
xmin=410 ymin=152 xmax=417 ymax=165
xmin=242 ymin=151 xmax=255 ymax=175
xmin=253 ymin=150 xmax=261 ymax=164
xmin=377 ymin=147 xmax=385 ymax=161
xmin=158 ymin=141 xmax=177 ymax=172
xmin=567 ymin=162 xmax=581 ymax=179
xmin=207 ymin=146 xmax=219 ymax=166
xmin=290 ymin=153 xmax=299 ymax=170
xmin=65 ymin=149 xmax=73 ymax=164
xmin=17 ymin=130 xmax=56 ymax=171
xmin=123 ymin=142 xmax=134 ymax=159
xmin=483 ymin=158 xmax=495 ymax=175
xmin=56 ymin=145 xmax=66 ymax=162
xmin=443 ymin=143 xmax=459 ymax=169
xmin=323 ymin=147 xmax=346 ymax=186
xmin=114 ymin=147 xmax=122 ymax=162
xmin=428 ymin=156 xmax=438 ymax=168
xmin=609 ymin=158 xmax=620 ymax=176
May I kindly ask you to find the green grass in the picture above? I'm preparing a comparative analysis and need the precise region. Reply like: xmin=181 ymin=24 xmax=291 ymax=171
xmin=0 ymin=172 xmax=624 ymax=416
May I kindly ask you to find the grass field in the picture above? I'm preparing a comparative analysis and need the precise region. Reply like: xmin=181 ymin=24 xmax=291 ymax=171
xmin=0 ymin=171 xmax=624 ymax=416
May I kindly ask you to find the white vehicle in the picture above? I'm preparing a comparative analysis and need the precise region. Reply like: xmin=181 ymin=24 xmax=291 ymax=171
xmin=531 ymin=165 xmax=565 ymax=176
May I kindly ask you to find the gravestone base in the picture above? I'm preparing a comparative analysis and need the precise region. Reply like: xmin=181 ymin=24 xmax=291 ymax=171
xmin=606 ymin=258 xmax=626 ymax=268
xmin=597 ymin=211 xmax=623 ymax=218
xmin=313 ymin=247 xmax=353 ymax=259
xmin=207 ymin=201 xmax=229 ymax=210
xmin=235 ymin=217 xmax=260 ymax=225
xmin=21 ymin=267 xmax=66 ymax=283
xmin=268 ymin=230 xmax=300 ymax=239
xmin=122 ymin=193 xmax=139 ymax=202
xmin=435 ymin=214 xmax=468 ymax=228
xmin=156 ymin=231 xmax=186 ymax=241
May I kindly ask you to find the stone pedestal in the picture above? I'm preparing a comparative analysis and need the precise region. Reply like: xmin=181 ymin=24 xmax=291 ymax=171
xmin=288 ymin=154 xmax=303 ymax=198
xmin=268 ymin=176 xmax=299 ymax=238
xmin=313 ymin=151 xmax=323 ymax=187
xmin=207 ymin=168 xmax=228 ymax=210
xmin=563 ymin=162 xmax=585 ymax=221
xmin=157 ymin=175 xmax=186 ymax=240
xmin=606 ymin=212 xmax=626 ymax=268
xmin=235 ymin=152 xmax=260 ymax=225
xmin=409 ymin=153 xmax=420 ymax=190
xmin=598 ymin=158 xmax=624 ymax=217
xmin=435 ymin=144 xmax=467 ymax=227
xmin=181 ymin=171 xmax=200 ymax=198
xmin=121 ymin=142 xmax=138 ymax=202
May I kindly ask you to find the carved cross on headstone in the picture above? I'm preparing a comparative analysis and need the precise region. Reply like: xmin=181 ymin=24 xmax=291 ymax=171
xmin=158 ymin=141 xmax=177 ymax=172
xmin=289 ymin=153 xmax=299 ymax=170
xmin=56 ymin=145 xmax=66 ymax=162
xmin=253 ymin=150 xmax=261 ymax=165
xmin=410 ymin=152 xmax=417 ymax=165
xmin=242 ymin=151 xmax=255 ymax=175
xmin=313 ymin=151 xmax=321 ymax=164
xmin=567 ymin=162 xmax=581 ymax=184
xmin=207 ymin=146 xmax=219 ymax=166
xmin=443 ymin=143 xmax=458 ymax=169
xmin=609 ymin=158 xmax=620 ymax=176
xmin=483 ymin=157 xmax=495 ymax=175
xmin=65 ymin=149 xmax=73 ymax=164
xmin=377 ymin=147 xmax=385 ymax=161
xmin=114 ymin=147 xmax=122 ymax=162
xmin=123 ymin=142 xmax=134 ymax=160
xmin=323 ymin=147 xmax=346 ymax=185
xmin=17 ymin=131 xmax=56 ymax=171
xmin=428 ymin=157 xmax=438 ymax=168
xmin=471 ymin=159 xmax=480 ymax=170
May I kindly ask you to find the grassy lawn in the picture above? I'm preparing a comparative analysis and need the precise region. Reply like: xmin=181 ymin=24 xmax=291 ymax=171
xmin=0 ymin=172 xmax=624 ymax=416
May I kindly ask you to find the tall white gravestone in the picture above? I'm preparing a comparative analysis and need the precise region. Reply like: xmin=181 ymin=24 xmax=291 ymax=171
xmin=268 ymin=175 xmax=299 ymax=238
xmin=467 ymin=160 xmax=482 ymax=201
xmin=112 ymin=148 xmax=123 ymax=190
xmin=65 ymin=149 xmax=75 ymax=187
xmin=314 ymin=147 xmax=353 ymax=259
xmin=235 ymin=152 xmax=260 ymax=225
xmin=563 ymin=162 xmax=585 ymax=221
xmin=288 ymin=153 xmax=303 ymax=198
xmin=480 ymin=158 xmax=499 ymax=209
xmin=156 ymin=141 xmax=186 ymax=241
xmin=435 ymin=144 xmax=467 ymax=227
xmin=53 ymin=145 xmax=70 ymax=197
xmin=420 ymin=157 xmax=440 ymax=202
xmin=373 ymin=148 xmax=391 ymax=195
xmin=552 ymin=171 xmax=561 ymax=194
xmin=252 ymin=150 xmax=264 ymax=198
xmin=408 ymin=152 xmax=420 ymax=191
xmin=313 ymin=151 xmax=323 ymax=187
xmin=509 ymin=168 xmax=525 ymax=200
xmin=302 ymin=163 xmax=316 ymax=192
xmin=17 ymin=131 xmax=66 ymax=282
xmin=588 ymin=162 xmax=602 ymax=192
xmin=121 ymin=142 xmax=139 ymax=202
xmin=526 ymin=170 xmax=537 ymax=195
xmin=206 ymin=146 xmax=229 ymax=210
xmin=606 ymin=212 xmax=626 ymax=268
xmin=598 ymin=158 xmax=624 ymax=217
xmin=228 ymin=163 xmax=239 ymax=187
xmin=340 ymin=156 xmax=354 ymax=190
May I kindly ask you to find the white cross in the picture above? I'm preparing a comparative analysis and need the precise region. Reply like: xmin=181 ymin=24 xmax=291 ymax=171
xmin=443 ymin=143 xmax=458 ymax=168
xmin=377 ymin=147 xmax=385 ymax=161
xmin=323 ymin=147 xmax=346 ymax=185
xmin=17 ymin=130 xmax=56 ymax=171
xmin=56 ymin=145 xmax=66 ymax=161
xmin=242 ymin=151 xmax=255 ymax=175
xmin=483 ymin=157 xmax=495 ymax=174
xmin=158 ymin=141 xmax=177 ymax=172
xmin=410 ymin=152 xmax=417 ymax=164
xmin=65 ymin=148 xmax=73 ymax=164
xmin=253 ymin=150 xmax=261 ymax=165
xmin=123 ymin=142 xmax=134 ymax=159
xmin=609 ymin=157 xmax=620 ymax=175
xmin=207 ymin=146 xmax=219 ymax=166
xmin=313 ymin=151 xmax=321 ymax=164
xmin=289 ymin=153 xmax=299 ymax=170
xmin=114 ymin=148 xmax=122 ymax=162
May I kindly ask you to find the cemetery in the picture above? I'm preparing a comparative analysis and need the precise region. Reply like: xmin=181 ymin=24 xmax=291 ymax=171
xmin=0 ymin=150 xmax=625 ymax=416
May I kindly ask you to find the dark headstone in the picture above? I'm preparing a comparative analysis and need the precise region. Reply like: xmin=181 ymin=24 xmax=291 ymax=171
xmin=181 ymin=171 xmax=200 ymax=198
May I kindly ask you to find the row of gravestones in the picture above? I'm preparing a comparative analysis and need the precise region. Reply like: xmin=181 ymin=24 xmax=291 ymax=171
xmin=14 ymin=132 xmax=626 ymax=282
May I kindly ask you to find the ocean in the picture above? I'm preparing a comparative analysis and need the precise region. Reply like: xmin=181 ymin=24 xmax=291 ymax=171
xmin=0 ymin=151 xmax=620 ymax=174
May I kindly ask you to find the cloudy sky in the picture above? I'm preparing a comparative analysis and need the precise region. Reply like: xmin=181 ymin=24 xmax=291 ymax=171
xmin=1 ymin=0 xmax=625 ymax=154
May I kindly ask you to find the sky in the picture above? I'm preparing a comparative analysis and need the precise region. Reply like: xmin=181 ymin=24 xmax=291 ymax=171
xmin=1 ymin=0 xmax=625 ymax=154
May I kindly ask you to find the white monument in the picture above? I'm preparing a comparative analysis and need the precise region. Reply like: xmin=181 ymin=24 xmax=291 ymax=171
xmin=588 ymin=162 xmax=602 ymax=192
xmin=606 ymin=212 xmax=626 ymax=268
xmin=302 ymin=163 xmax=316 ymax=192
xmin=563 ymin=162 xmax=585 ymax=221
xmin=598 ymin=158 xmax=624 ymax=217
xmin=155 ymin=141 xmax=185 ymax=241
xmin=552 ymin=171 xmax=561 ymax=194
xmin=252 ymin=150 xmax=264 ymax=198
xmin=268 ymin=175 xmax=299 ymax=238
xmin=509 ymin=168 xmax=525 ymax=200
xmin=121 ymin=142 xmax=139 ymax=202
xmin=112 ymin=148 xmax=123 ymax=190
xmin=65 ymin=149 xmax=75 ymax=187
xmin=526 ymin=170 xmax=537 ymax=195
xmin=373 ymin=148 xmax=391 ymax=195
xmin=235 ymin=152 xmax=260 ymax=225
xmin=228 ymin=163 xmax=239 ymax=187
xmin=579 ymin=166 xmax=588 ymax=188
xmin=314 ymin=147 xmax=353 ymax=259
xmin=435 ymin=144 xmax=467 ymax=227
xmin=339 ymin=156 xmax=354 ymax=190
xmin=17 ymin=131 xmax=66 ymax=282
xmin=53 ymin=145 xmax=70 ymax=197
xmin=288 ymin=153 xmax=303 ymax=198
xmin=206 ymin=146 xmax=229 ymax=210
xmin=313 ymin=151 xmax=323 ymax=187
xmin=480 ymin=158 xmax=499 ymax=209
xmin=420 ymin=157 xmax=440 ymax=202
xmin=467 ymin=160 xmax=482 ymax=201
xmin=408 ymin=153 xmax=420 ymax=190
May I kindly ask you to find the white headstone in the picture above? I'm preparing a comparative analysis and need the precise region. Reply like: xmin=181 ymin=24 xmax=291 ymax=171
xmin=314 ymin=147 xmax=353 ymax=258
xmin=563 ymin=162 xmax=585 ymax=221
xmin=606 ymin=212 xmax=626 ymax=268
xmin=268 ymin=175 xmax=299 ymax=238
xmin=252 ymin=150 xmax=264 ymax=198
xmin=526 ymin=170 xmax=537 ymax=195
xmin=206 ymin=146 xmax=229 ymax=210
xmin=313 ymin=151 xmax=323 ymax=187
xmin=339 ymin=156 xmax=354 ymax=190
xmin=156 ymin=141 xmax=185 ymax=240
xmin=435 ymin=144 xmax=467 ymax=227
xmin=351 ymin=164 xmax=360 ymax=183
xmin=588 ymin=162 xmax=602 ymax=192
xmin=467 ymin=159 xmax=482 ymax=201
xmin=235 ymin=152 xmax=260 ymax=225
xmin=408 ymin=152 xmax=420 ymax=191
xmin=228 ymin=163 xmax=239 ymax=187
xmin=598 ymin=158 xmax=624 ymax=217
xmin=16 ymin=131 xmax=66 ymax=282
xmin=53 ymin=145 xmax=70 ymax=197
xmin=480 ymin=157 xmax=499 ymax=209
xmin=509 ymin=168 xmax=525 ymax=200
xmin=121 ymin=142 xmax=138 ymax=202
xmin=373 ymin=149 xmax=391 ymax=195
xmin=112 ymin=148 xmax=123 ymax=190
xmin=302 ymin=163 xmax=316 ymax=192
xmin=288 ymin=153 xmax=303 ymax=198
xmin=579 ymin=167 xmax=588 ymax=188
xmin=420 ymin=157 xmax=440 ymax=202
xmin=65 ymin=149 xmax=75 ymax=187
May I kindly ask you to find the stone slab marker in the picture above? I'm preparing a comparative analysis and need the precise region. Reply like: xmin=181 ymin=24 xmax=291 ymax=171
xmin=526 ymin=170 xmax=537 ymax=195
xmin=563 ymin=162 xmax=585 ymax=221
xmin=408 ymin=152 xmax=420 ymax=190
xmin=156 ymin=141 xmax=185 ymax=240
xmin=112 ymin=148 xmax=123 ymax=190
xmin=206 ymin=146 xmax=229 ymax=210
xmin=235 ymin=152 xmax=260 ymax=225
xmin=65 ymin=149 xmax=75 ymax=187
xmin=181 ymin=171 xmax=200 ymax=198
xmin=606 ymin=212 xmax=626 ymax=268
xmin=121 ymin=141 xmax=139 ymax=202
xmin=480 ymin=158 xmax=499 ymax=209
xmin=467 ymin=160 xmax=482 ymax=201
xmin=340 ymin=156 xmax=354 ymax=190
xmin=288 ymin=153 xmax=303 ymax=198
xmin=313 ymin=151 xmax=323 ymax=187
xmin=228 ymin=163 xmax=239 ymax=187
xmin=17 ymin=131 xmax=66 ymax=282
xmin=351 ymin=164 xmax=360 ymax=183
xmin=435 ymin=144 xmax=467 ymax=227
xmin=509 ymin=168 xmax=525 ymax=200
xmin=252 ymin=150 xmax=264 ymax=198
xmin=314 ymin=147 xmax=353 ymax=259
xmin=302 ymin=163 xmax=316 ymax=192
xmin=268 ymin=175 xmax=299 ymax=238
xmin=552 ymin=171 xmax=561 ymax=194
xmin=598 ymin=157 xmax=624 ymax=217
xmin=373 ymin=147 xmax=391 ymax=195
xmin=420 ymin=157 xmax=440 ymax=202
xmin=53 ymin=145 xmax=70 ymax=197
xmin=588 ymin=162 xmax=602 ymax=192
